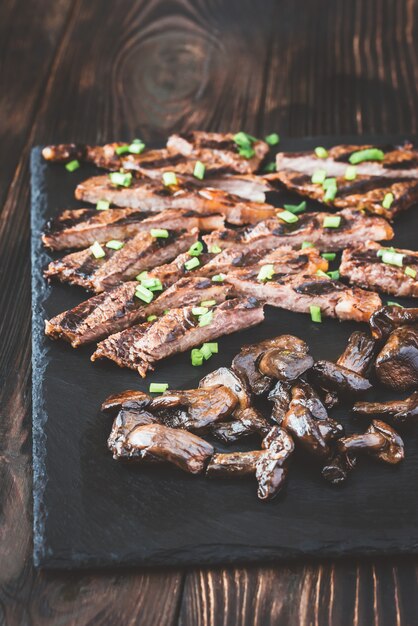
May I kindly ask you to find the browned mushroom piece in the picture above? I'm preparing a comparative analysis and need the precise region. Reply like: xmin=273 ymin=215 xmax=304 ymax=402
xmin=125 ymin=423 xmax=214 ymax=474
xmin=336 ymin=331 xmax=377 ymax=376
xmin=375 ymin=325 xmax=418 ymax=391
xmin=108 ymin=408 xmax=158 ymax=458
xmin=199 ymin=367 xmax=251 ymax=409
xmin=282 ymin=401 xmax=330 ymax=459
xmin=289 ymin=381 xmax=344 ymax=442
xmin=337 ymin=419 xmax=404 ymax=465
xmin=352 ymin=391 xmax=418 ymax=425
xmin=310 ymin=360 xmax=372 ymax=396
xmin=322 ymin=451 xmax=357 ymax=485
xmin=101 ymin=389 xmax=152 ymax=414
xmin=267 ymin=381 xmax=292 ymax=424
xmin=369 ymin=305 xmax=418 ymax=340
xmin=211 ymin=407 xmax=271 ymax=444
xmin=256 ymin=426 xmax=295 ymax=500
xmin=206 ymin=450 xmax=263 ymax=478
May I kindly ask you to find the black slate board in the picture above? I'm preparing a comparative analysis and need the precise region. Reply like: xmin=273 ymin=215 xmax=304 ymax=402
xmin=31 ymin=136 xmax=418 ymax=569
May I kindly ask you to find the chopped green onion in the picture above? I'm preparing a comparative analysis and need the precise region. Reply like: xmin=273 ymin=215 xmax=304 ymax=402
xmin=324 ymin=185 xmax=338 ymax=202
xmin=405 ymin=266 xmax=417 ymax=278
xmin=149 ymin=383 xmax=168 ymax=394
xmin=209 ymin=244 xmax=222 ymax=254
xmin=349 ymin=148 xmax=385 ymax=164
xmin=265 ymin=133 xmax=280 ymax=146
xmin=198 ymin=310 xmax=213 ymax=327
xmin=193 ymin=161 xmax=206 ymax=180
xmin=211 ymin=273 xmax=225 ymax=282
xmin=310 ymin=305 xmax=322 ymax=323
xmin=128 ymin=140 xmax=145 ymax=154
xmin=135 ymin=285 xmax=154 ymax=304
xmin=233 ymin=131 xmax=256 ymax=148
xmin=162 ymin=171 xmax=178 ymax=186
xmin=277 ymin=210 xmax=299 ymax=224
xmin=301 ymin=241 xmax=314 ymax=249
xmin=163 ymin=309 xmax=169 ymax=314
xmin=376 ymin=247 xmax=395 ymax=257
xmin=238 ymin=147 xmax=255 ymax=159
xmin=257 ymin=264 xmax=275 ymax=282
xmin=109 ymin=171 xmax=132 ymax=187
xmin=387 ymin=301 xmax=404 ymax=308
xmin=184 ymin=257 xmax=200 ymax=271
xmin=192 ymin=306 xmax=209 ymax=316
xmin=316 ymin=270 xmax=330 ymax=279
xmin=283 ymin=201 xmax=307 ymax=214
xmin=323 ymin=216 xmax=341 ymax=228
xmin=141 ymin=278 xmax=163 ymax=292
xmin=188 ymin=241 xmax=204 ymax=257
xmin=311 ymin=169 xmax=327 ymax=184
xmin=200 ymin=300 xmax=217 ymax=307
xmin=147 ymin=315 xmax=158 ymax=322
xmin=200 ymin=343 xmax=213 ymax=360
xmin=263 ymin=161 xmax=277 ymax=173
xmin=323 ymin=177 xmax=337 ymax=189
xmin=321 ymin=252 xmax=336 ymax=261
xmin=115 ymin=145 xmax=130 ymax=155
xmin=328 ymin=270 xmax=340 ymax=280
xmin=191 ymin=349 xmax=204 ymax=366
xmin=136 ymin=270 xmax=148 ymax=282
xmin=380 ymin=250 xmax=404 ymax=267
xmin=315 ymin=146 xmax=328 ymax=158
xmin=105 ymin=240 xmax=124 ymax=250
xmin=203 ymin=342 xmax=218 ymax=354
xmin=90 ymin=241 xmax=105 ymax=259
xmin=150 ymin=228 xmax=169 ymax=238
xmin=96 ymin=200 xmax=110 ymax=211
xmin=65 ymin=160 xmax=80 ymax=172
xmin=382 ymin=192 xmax=394 ymax=209
xmin=344 ymin=165 xmax=357 ymax=180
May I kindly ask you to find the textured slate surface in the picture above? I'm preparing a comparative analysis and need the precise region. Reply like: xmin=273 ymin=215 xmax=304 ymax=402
xmin=31 ymin=136 xmax=418 ymax=570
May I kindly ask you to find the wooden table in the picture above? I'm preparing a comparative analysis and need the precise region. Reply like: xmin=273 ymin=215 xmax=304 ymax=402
xmin=1 ymin=0 xmax=418 ymax=623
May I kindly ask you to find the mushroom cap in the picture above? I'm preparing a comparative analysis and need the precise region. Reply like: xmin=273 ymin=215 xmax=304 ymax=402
xmin=199 ymin=367 xmax=251 ymax=409
xmin=367 ymin=419 xmax=404 ymax=464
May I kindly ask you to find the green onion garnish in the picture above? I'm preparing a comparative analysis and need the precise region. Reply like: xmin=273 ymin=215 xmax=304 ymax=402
xmin=150 ymin=228 xmax=169 ymax=238
xmin=65 ymin=160 xmax=80 ymax=172
xmin=265 ymin=133 xmax=280 ymax=146
xmin=233 ymin=131 xmax=256 ymax=148
xmin=277 ymin=210 xmax=299 ymax=224
xmin=96 ymin=200 xmax=110 ymax=211
xmin=198 ymin=310 xmax=213 ymax=327
xmin=263 ymin=161 xmax=277 ymax=173
xmin=382 ymin=192 xmax=394 ymax=209
xmin=344 ymin=165 xmax=357 ymax=180
xmin=203 ymin=342 xmax=218 ymax=354
xmin=238 ymin=147 xmax=255 ymax=159
xmin=209 ymin=244 xmax=222 ymax=254
xmin=90 ymin=241 xmax=106 ymax=259
xmin=115 ymin=145 xmax=130 ymax=155
xmin=184 ymin=257 xmax=200 ymax=271
xmin=149 ymin=383 xmax=168 ymax=394
xmin=311 ymin=169 xmax=327 ymax=184
xmin=380 ymin=250 xmax=404 ymax=267
xmin=328 ymin=270 xmax=340 ymax=280
xmin=257 ymin=264 xmax=275 ymax=282
xmin=193 ymin=161 xmax=206 ymax=180
xmin=405 ymin=266 xmax=417 ymax=278
xmin=147 ymin=315 xmax=158 ymax=322
xmin=191 ymin=349 xmax=204 ymax=366
xmin=105 ymin=240 xmax=124 ymax=250
xmin=349 ymin=148 xmax=385 ymax=164
xmin=324 ymin=185 xmax=338 ymax=202
xmin=283 ymin=201 xmax=307 ymax=214
xmin=188 ymin=241 xmax=204 ymax=257
xmin=142 ymin=277 xmax=163 ymax=292
xmin=323 ymin=216 xmax=341 ymax=228
xmin=316 ymin=270 xmax=330 ymax=279
xmin=109 ymin=171 xmax=132 ymax=187
xmin=200 ymin=300 xmax=217 ymax=307
xmin=211 ymin=273 xmax=225 ymax=282
xmin=323 ymin=177 xmax=337 ymax=189
xmin=135 ymin=285 xmax=154 ymax=304
xmin=321 ymin=252 xmax=336 ymax=261
xmin=315 ymin=146 xmax=328 ymax=158
xmin=192 ymin=306 xmax=209 ymax=316
xmin=387 ymin=301 xmax=404 ymax=307
xmin=200 ymin=344 xmax=213 ymax=360
xmin=310 ymin=305 xmax=322 ymax=323
xmin=128 ymin=140 xmax=145 ymax=154
xmin=301 ymin=241 xmax=314 ymax=249
xmin=136 ymin=270 xmax=148 ymax=282
xmin=162 ymin=171 xmax=178 ymax=186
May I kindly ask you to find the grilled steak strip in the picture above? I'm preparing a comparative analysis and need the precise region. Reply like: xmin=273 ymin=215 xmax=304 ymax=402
xmin=204 ymin=209 xmax=393 ymax=253
xmin=340 ymin=241 xmax=418 ymax=298
xmin=227 ymin=266 xmax=382 ymax=322
xmin=42 ymin=143 xmax=124 ymax=169
xmin=268 ymin=170 xmax=418 ymax=219
xmin=75 ymin=176 xmax=277 ymax=225
xmin=43 ymin=208 xmax=224 ymax=251
xmin=274 ymin=143 xmax=418 ymax=179
xmin=92 ymin=297 xmax=264 ymax=377
xmin=44 ymin=228 xmax=197 ymax=292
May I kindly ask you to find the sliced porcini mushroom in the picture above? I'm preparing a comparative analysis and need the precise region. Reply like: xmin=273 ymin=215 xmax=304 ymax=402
xmin=267 ymin=381 xmax=292 ymax=425
xmin=336 ymin=331 xmax=377 ymax=376
xmin=337 ymin=419 xmax=404 ymax=465
xmin=206 ymin=450 xmax=263 ymax=477
xmin=310 ymin=360 xmax=372 ymax=396
xmin=199 ymin=367 xmax=251 ymax=409
xmin=369 ymin=305 xmax=418 ymax=340
xmin=322 ymin=451 xmax=357 ymax=485
xmin=211 ymin=407 xmax=271 ymax=444
xmin=125 ymin=423 xmax=214 ymax=474
xmin=375 ymin=325 xmax=418 ymax=391
xmin=352 ymin=391 xmax=418 ymax=425
xmin=255 ymin=426 xmax=295 ymax=500
xmin=108 ymin=409 xmax=158 ymax=458
xmin=101 ymin=389 xmax=151 ymax=414
xmin=282 ymin=401 xmax=330 ymax=459
xmin=289 ymin=381 xmax=344 ymax=442
xmin=258 ymin=347 xmax=314 ymax=382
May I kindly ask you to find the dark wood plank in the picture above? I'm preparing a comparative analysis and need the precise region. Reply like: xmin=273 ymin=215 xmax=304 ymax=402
xmin=2 ymin=0 xmax=418 ymax=623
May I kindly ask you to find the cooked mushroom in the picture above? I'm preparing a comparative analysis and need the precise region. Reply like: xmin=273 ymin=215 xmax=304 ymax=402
xmin=352 ymin=391 xmax=418 ymax=425
xmin=322 ymin=451 xmax=357 ymax=485
xmin=125 ymin=423 xmax=214 ymax=473
xmin=256 ymin=426 xmax=295 ymax=500
xmin=199 ymin=367 xmax=251 ymax=409
xmin=282 ymin=401 xmax=330 ymax=459
xmin=268 ymin=381 xmax=292 ymax=424
xmin=290 ymin=381 xmax=344 ymax=442
xmin=211 ymin=407 xmax=271 ymax=444
xmin=369 ymin=305 xmax=418 ymax=340
xmin=108 ymin=408 xmax=158 ymax=458
xmin=101 ymin=389 xmax=151 ymax=414
xmin=337 ymin=419 xmax=404 ymax=465
xmin=336 ymin=331 xmax=377 ymax=376
xmin=375 ymin=325 xmax=418 ymax=391
xmin=310 ymin=360 xmax=372 ymax=396
xmin=206 ymin=450 xmax=263 ymax=477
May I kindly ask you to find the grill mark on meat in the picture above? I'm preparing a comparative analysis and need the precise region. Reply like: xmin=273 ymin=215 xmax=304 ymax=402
xmin=294 ymin=279 xmax=346 ymax=295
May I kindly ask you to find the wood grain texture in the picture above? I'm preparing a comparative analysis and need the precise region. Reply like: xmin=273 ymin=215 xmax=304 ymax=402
xmin=2 ymin=0 xmax=418 ymax=623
